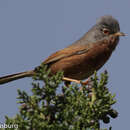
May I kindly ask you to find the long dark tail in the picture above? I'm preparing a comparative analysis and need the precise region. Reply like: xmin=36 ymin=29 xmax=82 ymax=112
xmin=0 ymin=70 xmax=35 ymax=85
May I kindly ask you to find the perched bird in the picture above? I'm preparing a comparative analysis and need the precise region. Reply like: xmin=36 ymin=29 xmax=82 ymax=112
xmin=0 ymin=15 xmax=125 ymax=85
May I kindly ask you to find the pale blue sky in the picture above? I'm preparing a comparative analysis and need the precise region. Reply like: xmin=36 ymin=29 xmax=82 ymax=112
xmin=0 ymin=0 xmax=129 ymax=129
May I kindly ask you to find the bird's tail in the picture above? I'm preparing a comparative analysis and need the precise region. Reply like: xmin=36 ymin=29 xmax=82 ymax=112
xmin=0 ymin=70 xmax=35 ymax=85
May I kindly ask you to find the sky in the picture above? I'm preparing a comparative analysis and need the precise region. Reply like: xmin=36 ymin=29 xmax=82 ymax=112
xmin=0 ymin=0 xmax=129 ymax=129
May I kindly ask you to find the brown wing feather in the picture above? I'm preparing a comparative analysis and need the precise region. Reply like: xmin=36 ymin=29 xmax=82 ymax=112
xmin=43 ymin=43 xmax=92 ymax=64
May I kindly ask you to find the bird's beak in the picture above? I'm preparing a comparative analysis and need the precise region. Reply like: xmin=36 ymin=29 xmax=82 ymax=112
xmin=114 ymin=32 xmax=127 ymax=36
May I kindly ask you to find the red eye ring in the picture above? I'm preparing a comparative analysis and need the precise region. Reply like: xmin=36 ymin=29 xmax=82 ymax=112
xmin=103 ymin=28 xmax=110 ymax=35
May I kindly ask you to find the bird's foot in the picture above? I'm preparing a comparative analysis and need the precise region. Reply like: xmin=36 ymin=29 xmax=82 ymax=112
xmin=80 ymin=78 xmax=91 ymax=85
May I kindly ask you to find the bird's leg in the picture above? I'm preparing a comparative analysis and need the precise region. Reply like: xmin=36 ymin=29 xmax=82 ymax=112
xmin=62 ymin=77 xmax=90 ymax=85
xmin=62 ymin=77 xmax=81 ymax=84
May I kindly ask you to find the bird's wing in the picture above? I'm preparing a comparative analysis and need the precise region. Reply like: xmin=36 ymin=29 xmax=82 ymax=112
xmin=43 ymin=42 xmax=93 ymax=64
xmin=43 ymin=34 xmax=115 ymax=64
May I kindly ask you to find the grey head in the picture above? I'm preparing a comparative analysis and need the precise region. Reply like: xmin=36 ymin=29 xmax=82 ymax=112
xmin=82 ymin=15 xmax=120 ymax=43
xmin=70 ymin=15 xmax=122 ymax=47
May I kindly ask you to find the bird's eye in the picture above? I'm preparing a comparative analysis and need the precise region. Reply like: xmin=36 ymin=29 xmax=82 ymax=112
xmin=102 ymin=28 xmax=110 ymax=35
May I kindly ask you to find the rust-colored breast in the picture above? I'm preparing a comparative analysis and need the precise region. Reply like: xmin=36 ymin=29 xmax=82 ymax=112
xmin=45 ymin=35 xmax=119 ymax=80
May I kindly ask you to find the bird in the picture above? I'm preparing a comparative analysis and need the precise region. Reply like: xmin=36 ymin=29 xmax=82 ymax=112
xmin=0 ymin=15 xmax=125 ymax=85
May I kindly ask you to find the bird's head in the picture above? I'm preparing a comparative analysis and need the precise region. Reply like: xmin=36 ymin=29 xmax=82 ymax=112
xmin=85 ymin=15 xmax=126 ymax=43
